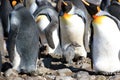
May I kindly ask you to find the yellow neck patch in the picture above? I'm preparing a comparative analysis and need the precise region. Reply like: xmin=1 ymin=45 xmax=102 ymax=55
xmin=93 ymin=16 xmax=107 ymax=24
xmin=12 ymin=0 xmax=17 ymax=7
xmin=118 ymin=0 xmax=120 ymax=2
xmin=63 ymin=13 xmax=72 ymax=19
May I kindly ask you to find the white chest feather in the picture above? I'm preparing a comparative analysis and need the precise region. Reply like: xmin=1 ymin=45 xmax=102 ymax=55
xmin=60 ymin=15 xmax=85 ymax=44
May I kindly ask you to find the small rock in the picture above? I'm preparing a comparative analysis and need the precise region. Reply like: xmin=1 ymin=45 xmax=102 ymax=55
xmin=34 ymin=76 xmax=46 ymax=80
xmin=36 ymin=67 xmax=52 ymax=76
xmin=24 ymin=76 xmax=46 ymax=80
xmin=96 ymin=75 xmax=106 ymax=80
xmin=46 ymin=74 xmax=56 ymax=80
xmin=0 ymin=76 xmax=6 ymax=80
xmin=7 ymin=76 xmax=24 ymax=80
xmin=81 ymin=63 xmax=91 ymax=69
xmin=90 ymin=75 xmax=96 ymax=80
xmin=4 ymin=69 xmax=18 ymax=77
xmin=24 ymin=76 xmax=33 ymax=80
xmin=57 ymin=68 xmax=72 ymax=76
xmin=55 ymin=76 xmax=75 ymax=80
xmin=73 ymin=71 xmax=90 ymax=80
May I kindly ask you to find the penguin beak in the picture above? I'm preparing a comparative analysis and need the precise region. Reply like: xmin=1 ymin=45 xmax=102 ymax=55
xmin=12 ymin=0 xmax=17 ymax=7
xmin=81 ymin=0 xmax=90 ymax=6
xmin=97 ymin=6 xmax=101 ymax=12
xmin=62 ymin=0 xmax=68 ymax=6
xmin=93 ymin=6 xmax=101 ymax=18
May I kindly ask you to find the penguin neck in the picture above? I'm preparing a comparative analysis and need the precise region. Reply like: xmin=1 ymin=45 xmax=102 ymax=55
xmin=65 ymin=5 xmax=75 ymax=14
xmin=68 ymin=5 xmax=75 ymax=14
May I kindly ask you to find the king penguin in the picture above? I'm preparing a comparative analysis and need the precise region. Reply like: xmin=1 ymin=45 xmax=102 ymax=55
xmin=33 ymin=0 xmax=62 ymax=55
xmin=84 ymin=0 xmax=120 ymax=74
xmin=58 ymin=0 xmax=88 ymax=63
xmin=7 ymin=0 xmax=40 ymax=74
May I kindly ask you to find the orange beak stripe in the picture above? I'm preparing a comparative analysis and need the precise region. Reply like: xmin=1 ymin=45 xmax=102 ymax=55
xmin=62 ymin=1 xmax=68 ymax=6
xmin=81 ymin=0 xmax=90 ymax=6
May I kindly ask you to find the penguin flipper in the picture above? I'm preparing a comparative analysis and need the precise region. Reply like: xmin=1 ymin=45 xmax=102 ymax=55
xmin=45 ymin=17 xmax=58 ymax=49
xmin=44 ymin=7 xmax=58 ymax=49
xmin=44 ymin=19 xmax=58 ymax=49
xmin=44 ymin=26 xmax=54 ymax=49
xmin=7 ymin=23 xmax=19 ymax=62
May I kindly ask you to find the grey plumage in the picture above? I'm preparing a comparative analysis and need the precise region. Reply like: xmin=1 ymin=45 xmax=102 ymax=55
xmin=7 ymin=3 xmax=40 ymax=73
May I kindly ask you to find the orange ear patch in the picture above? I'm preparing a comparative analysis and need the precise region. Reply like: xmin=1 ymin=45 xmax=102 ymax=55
xmin=118 ymin=0 xmax=120 ymax=2
xmin=12 ymin=0 xmax=17 ymax=7
xmin=93 ymin=16 xmax=106 ymax=24
xmin=63 ymin=13 xmax=72 ymax=19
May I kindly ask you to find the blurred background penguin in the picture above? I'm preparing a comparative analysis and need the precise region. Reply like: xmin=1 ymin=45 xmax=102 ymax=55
xmin=6 ymin=0 xmax=40 ymax=74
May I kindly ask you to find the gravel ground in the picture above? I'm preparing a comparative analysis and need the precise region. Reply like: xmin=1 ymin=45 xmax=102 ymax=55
xmin=1 ymin=46 xmax=120 ymax=80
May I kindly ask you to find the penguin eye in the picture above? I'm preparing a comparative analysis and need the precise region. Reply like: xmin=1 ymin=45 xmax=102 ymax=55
xmin=12 ymin=0 xmax=17 ymax=7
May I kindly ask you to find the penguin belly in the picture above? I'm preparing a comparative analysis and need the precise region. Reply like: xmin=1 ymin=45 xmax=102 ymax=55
xmin=92 ymin=16 xmax=120 ymax=73
xmin=60 ymin=14 xmax=87 ymax=58
xmin=36 ymin=15 xmax=59 ymax=54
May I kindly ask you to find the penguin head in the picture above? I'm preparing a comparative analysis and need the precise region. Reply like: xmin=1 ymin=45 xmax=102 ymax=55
xmin=82 ymin=0 xmax=101 ymax=17
xmin=57 ymin=0 xmax=72 ymax=15
xmin=9 ymin=0 xmax=23 ymax=8
xmin=61 ymin=1 xmax=72 ymax=13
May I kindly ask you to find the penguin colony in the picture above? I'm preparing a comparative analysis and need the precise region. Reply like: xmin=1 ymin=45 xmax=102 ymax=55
xmin=0 ymin=0 xmax=119 ymax=75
